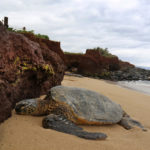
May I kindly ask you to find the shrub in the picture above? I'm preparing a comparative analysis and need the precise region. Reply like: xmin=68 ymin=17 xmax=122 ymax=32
xmin=91 ymin=47 xmax=116 ymax=58
xmin=7 ymin=27 xmax=49 ymax=40
xmin=35 ymin=34 xmax=49 ymax=40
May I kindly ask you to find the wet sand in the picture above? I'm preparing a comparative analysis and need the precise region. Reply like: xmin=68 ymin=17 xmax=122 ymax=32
xmin=117 ymin=80 xmax=150 ymax=96
xmin=0 ymin=76 xmax=150 ymax=150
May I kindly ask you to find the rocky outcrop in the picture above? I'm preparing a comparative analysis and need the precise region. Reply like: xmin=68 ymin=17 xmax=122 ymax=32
xmin=22 ymin=33 xmax=65 ymax=62
xmin=64 ymin=49 xmax=150 ymax=80
xmin=85 ymin=49 xmax=121 ymax=71
xmin=110 ymin=67 xmax=150 ymax=81
xmin=0 ymin=81 xmax=13 ymax=122
xmin=65 ymin=54 xmax=100 ymax=76
xmin=64 ymin=49 xmax=134 ymax=78
xmin=0 ymin=22 xmax=65 ymax=123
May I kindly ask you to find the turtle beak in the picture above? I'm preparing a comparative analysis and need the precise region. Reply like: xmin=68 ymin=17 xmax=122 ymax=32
xmin=15 ymin=99 xmax=38 ymax=115
xmin=15 ymin=103 xmax=26 ymax=114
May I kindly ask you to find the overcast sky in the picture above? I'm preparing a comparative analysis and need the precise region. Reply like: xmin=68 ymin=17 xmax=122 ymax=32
xmin=0 ymin=0 xmax=150 ymax=67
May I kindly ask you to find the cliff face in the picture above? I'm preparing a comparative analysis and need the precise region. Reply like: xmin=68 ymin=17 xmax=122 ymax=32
xmin=0 ymin=22 xmax=65 ymax=123
xmin=22 ymin=33 xmax=65 ymax=62
xmin=65 ymin=49 xmax=150 ymax=80
xmin=65 ymin=49 xmax=134 ymax=78
xmin=65 ymin=54 xmax=100 ymax=76
xmin=21 ymin=32 xmax=65 ymax=94
xmin=85 ymin=50 xmax=121 ymax=71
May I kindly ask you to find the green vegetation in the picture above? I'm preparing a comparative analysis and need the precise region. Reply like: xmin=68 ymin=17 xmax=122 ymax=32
xmin=7 ymin=27 xmax=16 ymax=32
xmin=7 ymin=27 xmax=49 ymax=40
xmin=42 ymin=64 xmax=55 ymax=75
xmin=99 ymin=71 xmax=111 ymax=78
xmin=64 ymin=47 xmax=116 ymax=58
xmin=21 ymin=62 xmax=55 ymax=76
xmin=14 ymin=56 xmax=20 ymax=65
xmin=64 ymin=51 xmax=84 ymax=55
xmin=14 ymin=56 xmax=55 ymax=77
xmin=90 ymin=47 xmax=116 ymax=58
xmin=35 ymin=33 xmax=49 ymax=40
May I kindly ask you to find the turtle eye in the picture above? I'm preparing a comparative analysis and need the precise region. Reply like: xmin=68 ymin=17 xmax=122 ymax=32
xmin=15 ymin=104 xmax=26 ymax=113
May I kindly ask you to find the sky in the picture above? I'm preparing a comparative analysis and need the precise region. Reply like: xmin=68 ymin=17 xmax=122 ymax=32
xmin=0 ymin=0 xmax=150 ymax=67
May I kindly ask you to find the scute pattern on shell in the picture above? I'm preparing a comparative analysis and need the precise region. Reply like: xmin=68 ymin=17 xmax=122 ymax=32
xmin=50 ymin=86 xmax=124 ymax=124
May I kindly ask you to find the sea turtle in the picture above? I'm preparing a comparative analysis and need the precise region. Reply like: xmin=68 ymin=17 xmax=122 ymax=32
xmin=15 ymin=86 xmax=146 ymax=140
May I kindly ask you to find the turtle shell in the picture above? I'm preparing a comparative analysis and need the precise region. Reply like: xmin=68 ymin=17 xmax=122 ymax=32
xmin=50 ymin=86 xmax=124 ymax=124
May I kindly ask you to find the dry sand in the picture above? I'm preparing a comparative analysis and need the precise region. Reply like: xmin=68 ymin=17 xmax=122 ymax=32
xmin=0 ymin=76 xmax=150 ymax=150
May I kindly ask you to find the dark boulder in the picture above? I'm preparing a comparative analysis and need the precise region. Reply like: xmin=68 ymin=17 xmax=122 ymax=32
xmin=111 ymin=67 xmax=150 ymax=81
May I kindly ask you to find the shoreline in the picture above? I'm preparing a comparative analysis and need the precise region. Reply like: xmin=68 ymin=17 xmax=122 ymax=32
xmin=65 ymin=72 xmax=150 ymax=96
xmin=0 ymin=76 xmax=150 ymax=150
xmin=117 ymin=80 xmax=150 ymax=96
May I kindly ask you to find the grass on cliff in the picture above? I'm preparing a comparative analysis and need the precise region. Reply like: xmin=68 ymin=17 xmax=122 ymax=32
xmin=64 ymin=52 xmax=84 ymax=55
xmin=89 ymin=47 xmax=116 ymax=58
xmin=7 ymin=27 xmax=49 ymax=40
xmin=64 ymin=47 xmax=116 ymax=58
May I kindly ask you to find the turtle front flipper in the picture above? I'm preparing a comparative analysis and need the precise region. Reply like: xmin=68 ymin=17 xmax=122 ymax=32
xmin=42 ymin=114 xmax=107 ymax=140
xmin=118 ymin=112 xmax=147 ymax=131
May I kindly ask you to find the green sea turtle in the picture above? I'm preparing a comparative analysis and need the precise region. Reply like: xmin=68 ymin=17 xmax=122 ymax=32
xmin=15 ymin=86 xmax=146 ymax=140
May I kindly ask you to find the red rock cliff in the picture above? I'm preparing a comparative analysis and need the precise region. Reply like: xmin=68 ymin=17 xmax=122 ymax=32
xmin=0 ymin=22 xmax=65 ymax=123
xmin=64 ymin=49 xmax=134 ymax=77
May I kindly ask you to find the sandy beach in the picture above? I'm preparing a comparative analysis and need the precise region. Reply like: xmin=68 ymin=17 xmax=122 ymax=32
xmin=0 ymin=75 xmax=150 ymax=150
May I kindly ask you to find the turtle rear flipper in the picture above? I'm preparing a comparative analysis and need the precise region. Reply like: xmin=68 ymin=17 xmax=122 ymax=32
xmin=118 ymin=112 xmax=147 ymax=131
xmin=42 ymin=114 xmax=107 ymax=140
xmin=76 ymin=131 xmax=107 ymax=140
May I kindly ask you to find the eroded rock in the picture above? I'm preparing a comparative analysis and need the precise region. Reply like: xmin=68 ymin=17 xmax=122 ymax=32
xmin=0 ymin=22 xmax=65 ymax=122
xmin=64 ymin=49 xmax=134 ymax=79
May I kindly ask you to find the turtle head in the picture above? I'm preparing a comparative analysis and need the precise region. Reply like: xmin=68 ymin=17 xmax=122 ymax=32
xmin=15 ymin=99 xmax=38 ymax=115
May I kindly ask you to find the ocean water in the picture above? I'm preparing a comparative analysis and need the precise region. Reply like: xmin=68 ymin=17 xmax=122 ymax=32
xmin=117 ymin=80 xmax=150 ymax=96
